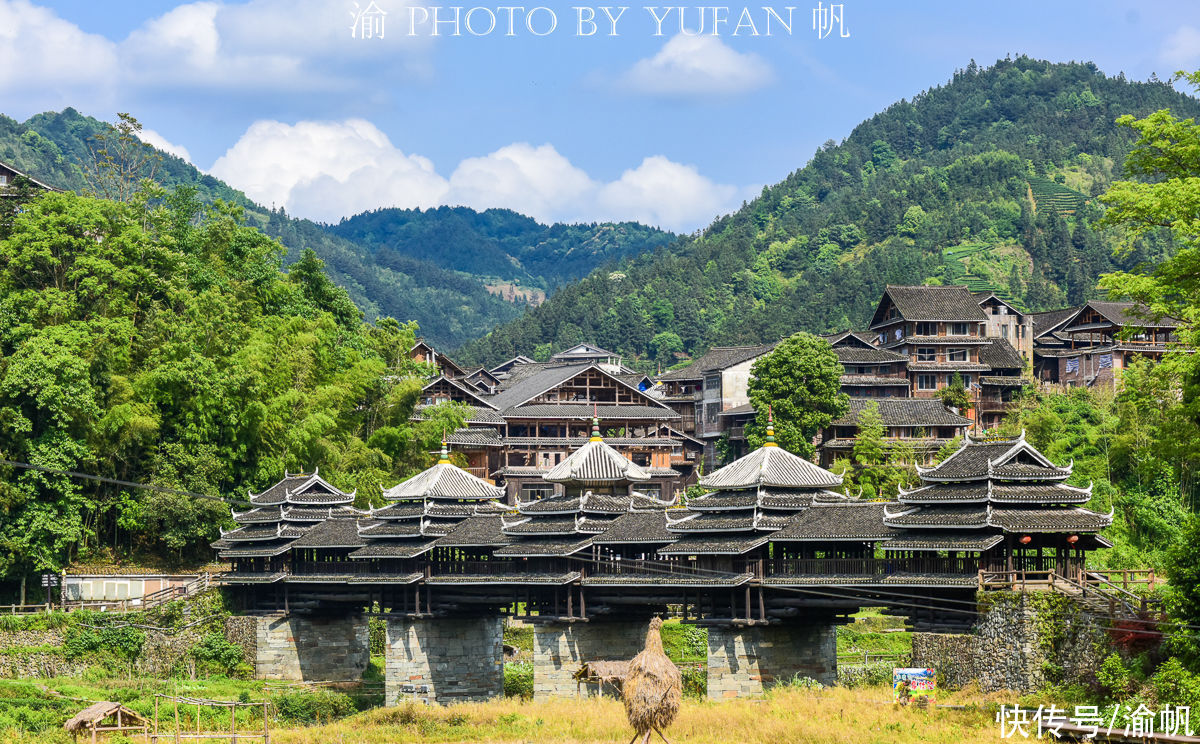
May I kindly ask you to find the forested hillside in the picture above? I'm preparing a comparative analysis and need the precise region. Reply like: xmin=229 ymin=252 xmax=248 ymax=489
xmin=0 ymin=109 xmax=669 ymax=348
xmin=328 ymin=206 xmax=673 ymax=291
xmin=457 ymin=58 xmax=1200 ymax=368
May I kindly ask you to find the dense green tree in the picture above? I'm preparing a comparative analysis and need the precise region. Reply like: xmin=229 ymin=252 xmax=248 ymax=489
xmin=744 ymin=333 xmax=848 ymax=457
xmin=0 ymin=188 xmax=460 ymax=594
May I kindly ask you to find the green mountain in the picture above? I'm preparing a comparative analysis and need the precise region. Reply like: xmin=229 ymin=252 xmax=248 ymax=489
xmin=327 ymin=206 xmax=674 ymax=291
xmin=456 ymin=58 xmax=1200 ymax=369
xmin=0 ymin=109 xmax=670 ymax=349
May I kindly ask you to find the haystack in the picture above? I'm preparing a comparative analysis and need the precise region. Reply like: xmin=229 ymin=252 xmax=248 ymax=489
xmin=622 ymin=616 xmax=682 ymax=744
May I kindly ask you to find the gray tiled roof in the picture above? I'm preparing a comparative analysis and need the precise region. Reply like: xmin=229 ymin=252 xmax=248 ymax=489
xmin=871 ymin=285 xmax=987 ymax=326
xmin=347 ymin=541 xmax=437 ymax=559
xmin=542 ymin=439 xmax=652 ymax=483
xmin=1064 ymin=301 xmax=1180 ymax=330
xmin=835 ymin=346 xmax=908 ymax=364
xmin=248 ymin=474 xmax=311 ymax=505
xmin=1031 ymin=307 xmax=1079 ymax=339
xmin=666 ymin=512 xmax=758 ymax=532
xmin=898 ymin=482 xmax=1091 ymax=505
xmin=383 ymin=462 xmax=505 ymax=501
xmin=918 ymin=436 xmax=1067 ymax=481
xmin=883 ymin=505 xmax=988 ymax=528
xmin=413 ymin=405 xmax=506 ymax=425
xmin=882 ymin=532 xmax=1004 ymax=552
xmin=657 ymin=343 xmax=778 ymax=381
xmin=980 ymin=376 xmax=1030 ymax=386
xmin=289 ymin=518 xmax=368 ymax=548
xmin=591 ymin=512 xmax=677 ymax=544
xmin=978 ymin=339 xmax=1023 ymax=370
xmin=700 ymin=445 xmax=842 ymax=490
xmin=503 ymin=516 xmax=579 ymax=535
xmin=840 ymin=375 xmax=910 ymax=386
xmin=990 ymin=507 xmax=1112 ymax=533
xmin=502 ymin=404 xmax=679 ymax=420
xmin=831 ymin=399 xmax=971 ymax=428
xmin=493 ymin=537 xmax=593 ymax=557
xmin=770 ymin=502 xmax=894 ymax=541
xmin=447 ymin=428 xmax=503 ymax=447
xmin=435 ymin=515 xmax=512 ymax=547
xmin=656 ymin=533 xmax=769 ymax=555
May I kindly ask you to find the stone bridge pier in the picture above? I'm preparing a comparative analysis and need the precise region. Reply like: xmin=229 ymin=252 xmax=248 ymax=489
xmin=533 ymin=620 xmax=650 ymax=699
xmin=706 ymin=623 xmax=836 ymax=700
xmin=384 ymin=616 xmax=504 ymax=705
xmin=243 ymin=613 xmax=369 ymax=682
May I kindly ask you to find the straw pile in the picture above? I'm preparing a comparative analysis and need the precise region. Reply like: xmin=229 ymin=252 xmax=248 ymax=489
xmin=622 ymin=616 xmax=682 ymax=744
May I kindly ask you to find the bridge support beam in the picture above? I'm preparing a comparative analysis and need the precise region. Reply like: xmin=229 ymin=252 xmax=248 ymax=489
xmin=533 ymin=620 xmax=649 ymax=699
xmin=385 ymin=617 xmax=504 ymax=705
xmin=248 ymin=613 xmax=368 ymax=681
xmin=706 ymin=623 xmax=836 ymax=700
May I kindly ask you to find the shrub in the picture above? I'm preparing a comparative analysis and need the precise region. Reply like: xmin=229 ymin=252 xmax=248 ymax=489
xmin=1152 ymin=658 xmax=1200 ymax=708
xmin=1097 ymin=653 xmax=1135 ymax=700
xmin=839 ymin=662 xmax=893 ymax=688
xmin=272 ymin=690 xmax=355 ymax=725
xmin=660 ymin=623 xmax=707 ymax=662
xmin=680 ymin=665 xmax=706 ymax=698
xmin=190 ymin=632 xmax=249 ymax=678
xmin=504 ymin=662 xmax=533 ymax=699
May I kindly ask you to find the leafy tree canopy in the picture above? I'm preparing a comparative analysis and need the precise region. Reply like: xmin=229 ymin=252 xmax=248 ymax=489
xmin=745 ymin=333 xmax=847 ymax=457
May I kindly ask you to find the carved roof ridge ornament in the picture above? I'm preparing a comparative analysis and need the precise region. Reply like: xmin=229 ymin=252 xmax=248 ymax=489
xmin=664 ymin=510 xmax=699 ymax=526
xmin=881 ymin=503 xmax=918 ymax=520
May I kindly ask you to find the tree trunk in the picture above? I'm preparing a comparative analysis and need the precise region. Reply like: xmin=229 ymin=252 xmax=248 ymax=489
xmin=19 ymin=573 xmax=26 ymax=606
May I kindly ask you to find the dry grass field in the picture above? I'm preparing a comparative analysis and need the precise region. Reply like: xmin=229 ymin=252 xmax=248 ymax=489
xmin=269 ymin=685 xmax=1001 ymax=744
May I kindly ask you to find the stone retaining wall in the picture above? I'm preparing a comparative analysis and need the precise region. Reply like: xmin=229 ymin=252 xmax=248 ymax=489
xmin=533 ymin=620 xmax=649 ymax=699
xmin=706 ymin=623 xmax=836 ymax=700
xmin=911 ymin=593 xmax=1104 ymax=692
xmin=385 ymin=617 xmax=503 ymax=705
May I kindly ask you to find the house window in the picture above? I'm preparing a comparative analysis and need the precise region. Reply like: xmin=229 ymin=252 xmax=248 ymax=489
xmin=917 ymin=374 xmax=938 ymax=391
xmin=950 ymin=322 xmax=969 ymax=336
xmin=961 ymin=374 xmax=972 ymax=388
xmin=947 ymin=348 xmax=967 ymax=362
xmin=0 ymin=174 xmax=7 ymax=186
xmin=915 ymin=322 xmax=937 ymax=336
xmin=641 ymin=485 xmax=662 ymax=500
xmin=705 ymin=403 xmax=720 ymax=424
xmin=916 ymin=347 xmax=936 ymax=362
xmin=704 ymin=374 xmax=721 ymax=393
xmin=1000 ymin=325 xmax=1009 ymax=338
xmin=521 ymin=484 xmax=555 ymax=500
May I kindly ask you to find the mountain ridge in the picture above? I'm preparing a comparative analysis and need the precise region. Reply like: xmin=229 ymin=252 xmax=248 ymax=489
xmin=454 ymin=57 xmax=1200 ymax=370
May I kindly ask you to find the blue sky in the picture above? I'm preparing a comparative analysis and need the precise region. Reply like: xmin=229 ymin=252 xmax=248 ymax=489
xmin=4 ymin=0 xmax=1199 ymax=230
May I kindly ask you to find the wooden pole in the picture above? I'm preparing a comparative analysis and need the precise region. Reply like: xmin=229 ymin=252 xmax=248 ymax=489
xmin=173 ymin=696 xmax=180 ymax=744
xmin=231 ymin=703 xmax=236 ymax=744
xmin=154 ymin=695 xmax=159 ymax=742
xmin=263 ymin=699 xmax=270 ymax=744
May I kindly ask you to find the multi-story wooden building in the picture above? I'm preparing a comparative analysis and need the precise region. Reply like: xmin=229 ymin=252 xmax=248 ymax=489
xmin=413 ymin=352 xmax=699 ymax=502
xmin=825 ymin=331 xmax=910 ymax=398
xmin=1048 ymin=301 xmax=1182 ymax=388
xmin=869 ymin=285 xmax=992 ymax=398
xmin=654 ymin=343 xmax=777 ymax=468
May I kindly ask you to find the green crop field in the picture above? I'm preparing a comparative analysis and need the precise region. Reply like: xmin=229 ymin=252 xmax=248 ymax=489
xmin=1028 ymin=177 xmax=1088 ymax=215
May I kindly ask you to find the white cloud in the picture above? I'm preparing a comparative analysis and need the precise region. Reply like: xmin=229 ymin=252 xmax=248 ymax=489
xmin=620 ymin=34 xmax=773 ymax=97
xmin=210 ymin=119 xmax=745 ymax=231
xmin=137 ymin=128 xmax=193 ymax=163
xmin=0 ymin=0 xmax=118 ymax=108
xmin=597 ymin=156 xmax=740 ymax=231
xmin=447 ymin=144 xmax=596 ymax=223
xmin=0 ymin=0 xmax=430 ymax=109
xmin=1161 ymin=26 xmax=1200 ymax=70
xmin=209 ymin=119 xmax=448 ymax=216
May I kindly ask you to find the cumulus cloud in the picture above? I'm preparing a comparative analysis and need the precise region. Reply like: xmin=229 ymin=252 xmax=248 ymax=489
xmin=620 ymin=34 xmax=773 ymax=97
xmin=138 ymin=128 xmax=193 ymax=163
xmin=597 ymin=156 xmax=739 ymax=230
xmin=0 ymin=0 xmax=118 ymax=109
xmin=447 ymin=144 xmax=596 ymax=223
xmin=209 ymin=119 xmax=448 ymax=215
xmin=210 ymin=119 xmax=744 ymax=231
xmin=0 ymin=0 xmax=430 ymax=110
xmin=1161 ymin=26 xmax=1200 ymax=70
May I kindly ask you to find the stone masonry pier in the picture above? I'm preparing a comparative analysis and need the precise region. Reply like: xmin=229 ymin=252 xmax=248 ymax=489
xmin=385 ymin=617 xmax=504 ymax=705
xmin=251 ymin=613 xmax=368 ymax=681
xmin=533 ymin=620 xmax=649 ymax=699
xmin=706 ymin=623 xmax=836 ymax=699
